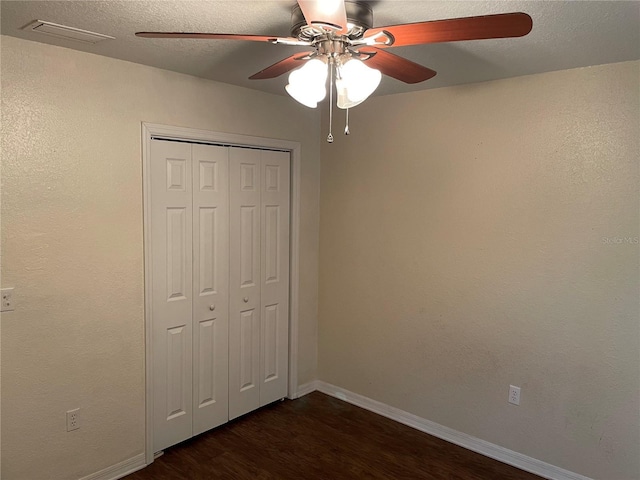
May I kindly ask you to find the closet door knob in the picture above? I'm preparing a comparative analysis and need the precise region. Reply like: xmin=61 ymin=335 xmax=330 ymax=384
xmin=209 ymin=305 xmax=215 ymax=311
xmin=243 ymin=297 xmax=249 ymax=303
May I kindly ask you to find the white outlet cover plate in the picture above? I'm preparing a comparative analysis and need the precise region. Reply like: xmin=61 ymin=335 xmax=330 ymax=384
xmin=509 ymin=385 xmax=521 ymax=405
xmin=1 ymin=288 xmax=15 ymax=312
xmin=66 ymin=408 xmax=80 ymax=431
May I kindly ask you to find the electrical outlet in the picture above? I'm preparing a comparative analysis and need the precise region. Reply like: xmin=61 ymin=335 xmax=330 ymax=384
xmin=66 ymin=409 xmax=80 ymax=431
xmin=1 ymin=288 xmax=15 ymax=312
xmin=508 ymin=385 xmax=521 ymax=405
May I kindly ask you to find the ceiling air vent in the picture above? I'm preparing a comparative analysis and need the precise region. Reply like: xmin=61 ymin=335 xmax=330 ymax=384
xmin=25 ymin=20 xmax=114 ymax=44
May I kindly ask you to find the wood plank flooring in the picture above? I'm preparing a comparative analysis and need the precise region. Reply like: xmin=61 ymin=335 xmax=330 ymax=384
xmin=126 ymin=392 xmax=542 ymax=480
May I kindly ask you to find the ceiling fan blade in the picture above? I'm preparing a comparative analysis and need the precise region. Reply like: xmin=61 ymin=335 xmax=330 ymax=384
xmin=364 ymin=12 xmax=532 ymax=48
xmin=249 ymin=52 xmax=313 ymax=80
xmin=135 ymin=32 xmax=306 ymax=45
xmin=297 ymin=0 xmax=348 ymax=32
xmin=359 ymin=48 xmax=436 ymax=84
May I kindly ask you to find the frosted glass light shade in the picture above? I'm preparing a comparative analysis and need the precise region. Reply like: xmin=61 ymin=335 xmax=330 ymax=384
xmin=285 ymin=58 xmax=328 ymax=108
xmin=336 ymin=58 xmax=381 ymax=109
xmin=285 ymin=82 xmax=326 ymax=108
xmin=336 ymin=78 xmax=364 ymax=109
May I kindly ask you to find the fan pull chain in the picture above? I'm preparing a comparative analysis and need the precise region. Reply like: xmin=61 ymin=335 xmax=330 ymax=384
xmin=344 ymin=108 xmax=350 ymax=135
xmin=327 ymin=60 xmax=334 ymax=143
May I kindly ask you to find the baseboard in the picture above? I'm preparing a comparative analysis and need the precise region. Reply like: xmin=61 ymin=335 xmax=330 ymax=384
xmin=315 ymin=381 xmax=592 ymax=480
xmin=77 ymin=383 xmax=592 ymax=480
xmin=79 ymin=453 xmax=146 ymax=480
xmin=295 ymin=380 xmax=319 ymax=398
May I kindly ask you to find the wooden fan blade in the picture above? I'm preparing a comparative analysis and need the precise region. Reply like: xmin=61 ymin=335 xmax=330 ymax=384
xmin=249 ymin=52 xmax=313 ymax=80
xmin=297 ymin=0 xmax=348 ymax=32
xmin=135 ymin=32 xmax=302 ymax=44
xmin=360 ymin=48 xmax=436 ymax=84
xmin=364 ymin=12 xmax=532 ymax=48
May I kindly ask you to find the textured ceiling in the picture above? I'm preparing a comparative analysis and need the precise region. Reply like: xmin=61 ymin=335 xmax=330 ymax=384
xmin=1 ymin=1 xmax=639 ymax=97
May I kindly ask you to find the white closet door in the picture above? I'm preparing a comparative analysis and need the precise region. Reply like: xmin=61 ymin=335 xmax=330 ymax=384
xmin=150 ymin=140 xmax=194 ymax=452
xmin=229 ymin=148 xmax=262 ymax=420
xmin=191 ymin=144 xmax=229 ymax=435
xmin=259 ymin=150 xmax=290 ymax=406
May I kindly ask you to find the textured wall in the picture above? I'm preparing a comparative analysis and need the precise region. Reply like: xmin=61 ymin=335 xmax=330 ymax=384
xmin=0 ymin=35 xmax=320 ymax=480
xmin=318 ymin=61 xmax=639 ymax=479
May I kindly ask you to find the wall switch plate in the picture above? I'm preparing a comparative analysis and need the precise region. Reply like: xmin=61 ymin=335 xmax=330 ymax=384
xmin=508 ymin=385 xmax=521 ymax=405
xmin=1 ymin=288 xmax=15 ymax=312
xmin=66 ymin=408 xmax=80 ymax=431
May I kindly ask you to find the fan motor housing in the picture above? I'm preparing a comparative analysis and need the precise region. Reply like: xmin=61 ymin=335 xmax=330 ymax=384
xmin=291 ymin=1 xmax=373 ymax=39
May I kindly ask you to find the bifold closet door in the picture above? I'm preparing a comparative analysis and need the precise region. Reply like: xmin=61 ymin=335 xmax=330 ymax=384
xmin=151 ymin=140 xmax=230 ymax=452
xmin=150 ymin=140 xmax=194 ymax=452
xmin=229 ymin=148 xmax=261 ymax=419
xmin=258 ymin=150 xmax=290 ymax=407
xmin=229 ymin=148 xmax=290 ymax=420
xmin=191 ymin=144 xmax=229 ymax=436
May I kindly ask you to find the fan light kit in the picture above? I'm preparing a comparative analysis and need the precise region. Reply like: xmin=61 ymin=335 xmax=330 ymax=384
xmin=136 ymin=0 xmax=533 ymax=142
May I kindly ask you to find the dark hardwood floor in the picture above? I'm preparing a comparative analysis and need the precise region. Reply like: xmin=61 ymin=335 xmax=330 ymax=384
xmin=126 ymin=392 xmax=542 ymax=479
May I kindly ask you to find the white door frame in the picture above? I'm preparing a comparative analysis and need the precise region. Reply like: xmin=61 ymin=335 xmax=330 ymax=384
xmin=142 ymin=122 xmax=302 ymax=465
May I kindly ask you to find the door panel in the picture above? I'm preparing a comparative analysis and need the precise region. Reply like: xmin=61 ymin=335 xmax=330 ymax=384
xmin=196 ymin=319 xmax=216 ymax=407
xmin=166 ymin=325 xmax=188 ymax=419
xmin=229 ymin=148 xmax=262 ymax=420
xmin=151 ymin=140 xmax=193 ymax=452
xmin=239 ymin=206 xmax=258 ymax=287
xmin=259 ymin=150 xmax=290 ymax=406
xmin=197 ymin=207 xmax=217 ymax=294
xmin=239 ymin=309 xmax=258 ymax=391
xmin=166 ymin=208 xmax=188 ymax=299
xmin=263 ymin=304 xmax=279 ymax=382
xmin=192 ymin=144 xmax=229 ymax=435
xmin=264 ymin=206 xmax=280 ymax=284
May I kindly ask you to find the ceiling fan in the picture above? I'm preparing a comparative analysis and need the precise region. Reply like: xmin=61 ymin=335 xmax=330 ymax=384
xmin=136 ymin=0 xmax=533 ymax=141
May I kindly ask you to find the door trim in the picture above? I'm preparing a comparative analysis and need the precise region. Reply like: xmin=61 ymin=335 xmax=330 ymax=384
xmin=142 ymin=122 xmax=302 ymax=465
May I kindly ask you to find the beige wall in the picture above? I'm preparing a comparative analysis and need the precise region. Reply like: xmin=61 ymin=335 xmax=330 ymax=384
xmin=318 ymin=61 xmax=639 ymax=480
xmin=0 ymin=35 xmax=320 ymax=480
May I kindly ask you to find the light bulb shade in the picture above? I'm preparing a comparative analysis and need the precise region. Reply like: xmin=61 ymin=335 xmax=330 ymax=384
xmin=336 ymin=78 xmax=365 ymax=109
xmin=336 ymin=58 xmax=381 ymax=109
xmin=285 ymin=82 xmax=326 ymax=108
xmin=285 ymin=58 xmax=328 ymax=108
